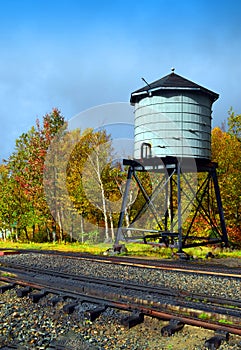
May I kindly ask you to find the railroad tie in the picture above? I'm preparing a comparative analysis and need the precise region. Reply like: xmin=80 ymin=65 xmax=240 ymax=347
xmin=29 ymin=289 xmax=48 ymax=303
xmin=85 ymin=305 xmax=107 ymax=322
xmin=204 ymin=330 xmax=229 ymax=349
xmin=16 ymin=286 xmax=32 ymax=297
xmin=161 ymin=319 xmax=185 ymax=337
xmin=121 ymin=312 xmax=144 ymax=329
xmin=49 ymin=295 xmax=66 ymax=306
xmin=0 ymin=283 xmax=15 ymax=294
xmin=63 ymin=301 xmax=79 ymax=314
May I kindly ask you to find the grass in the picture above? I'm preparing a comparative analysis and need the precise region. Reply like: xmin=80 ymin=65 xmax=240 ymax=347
xmin=0 ymin=241 xmax=107 ymax=254
xmin=198 ymin=312 xmax=210 ymax=320
xmin=0 ymin=241 xmax=173 ymax=257
xmin=0 ymin=271 xmax=16 ymax=278
xmin=218 ymin=319 xmax=233 ymax=325
xmin=0 ymin=240 xmax=240 ymax=259
xmin=198 ymin=312 xmax=234 ymax=325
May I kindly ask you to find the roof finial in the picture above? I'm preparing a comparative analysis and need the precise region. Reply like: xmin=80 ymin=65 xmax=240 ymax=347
xmin=171 ymin=67 xmax=175 ymax=73
xmin=141 ymin=77 xmax=152 ymax=89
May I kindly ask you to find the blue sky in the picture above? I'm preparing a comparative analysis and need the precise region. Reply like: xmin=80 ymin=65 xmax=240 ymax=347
xmin=1 ymin=0 xmax=241 ymax=160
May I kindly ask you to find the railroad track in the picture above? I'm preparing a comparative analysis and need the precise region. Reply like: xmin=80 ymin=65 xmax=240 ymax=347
xmin=1 ymin=248 xmax=241 ymax=278
xmin=1 ymin=250 xmax=241 ymax=348
xmin=1 ymin=261 xmax=241 ymax=312
xmin=1 ymin=262 xmax=241 ymax=332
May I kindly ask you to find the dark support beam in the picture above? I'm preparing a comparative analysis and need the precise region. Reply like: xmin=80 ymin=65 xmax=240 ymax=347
xmin=177 ymin=161 xmax=182 ymax=252
xmin=115 ymin=166 xmax=133 ymax=245
xmin=211 ymin=169 xmax=229 ymax=247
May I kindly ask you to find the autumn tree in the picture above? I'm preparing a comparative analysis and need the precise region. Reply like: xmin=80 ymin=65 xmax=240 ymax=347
xmin=43 ymin=125 xmax=86 ymax=242
xmin=4 ymin=109 xmax=65 ymax=241
xmin=66 ymin=129 xmax=127 ymax=242
xmin=211 ymin=115 xmax=241 ymax=244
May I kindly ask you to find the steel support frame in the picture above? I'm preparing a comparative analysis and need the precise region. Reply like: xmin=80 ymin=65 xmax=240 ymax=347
xmin=115 ymin=158 xmax=228 ymax=250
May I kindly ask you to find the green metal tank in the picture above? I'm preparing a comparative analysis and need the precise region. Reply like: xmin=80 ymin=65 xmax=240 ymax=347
xmin=131 ymin=71 xmax=219 ymax=160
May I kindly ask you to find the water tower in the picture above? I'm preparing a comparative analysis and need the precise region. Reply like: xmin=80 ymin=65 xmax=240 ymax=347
xmin=115 ymin=70 xmax=228 ymax=251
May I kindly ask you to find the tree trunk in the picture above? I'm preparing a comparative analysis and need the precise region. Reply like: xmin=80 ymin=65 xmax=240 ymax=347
xmin=14 ymin=228 xmax=18 ymax=242
xmin=70 ymin=222 xmax=73 ymax=243
xmin=80 ymin=215 xmax=84 ymax=243
xmin=109 ymin=210 xmax=115 ymax=241
xmin=56 ymin=210 xmax=63 ymax=241
xmin=100 ymin=181 xmax=109 ymax=241
xmin=52 ymin=219 xmax=56 ymax=242
xmin=46 ymin=225 xmax=51 ymax=241
xmin=95 ymin=152 xmax=109 ymax=241
xmin=23 ymin=227 xmax=29 ymax=241
xmin=2 ymin=230 xmax=6 ymax=241
xmin=32 ymin=224 xmax=35 ymax=241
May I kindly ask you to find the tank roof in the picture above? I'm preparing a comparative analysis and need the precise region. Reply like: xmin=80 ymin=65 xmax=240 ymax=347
xmin=130 ymin=72 xmax=219 ymax=104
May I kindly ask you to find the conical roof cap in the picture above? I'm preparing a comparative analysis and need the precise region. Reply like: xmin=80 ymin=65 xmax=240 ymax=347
xmin=130 ymin=72 xmax=219 ymax=104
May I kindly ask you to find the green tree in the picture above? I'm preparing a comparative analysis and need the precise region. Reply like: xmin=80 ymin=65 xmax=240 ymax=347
xmin=0 ymin=164 xmax=18 ymax=239
xmin=228 ymin=108 xmax=241 ymax=139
